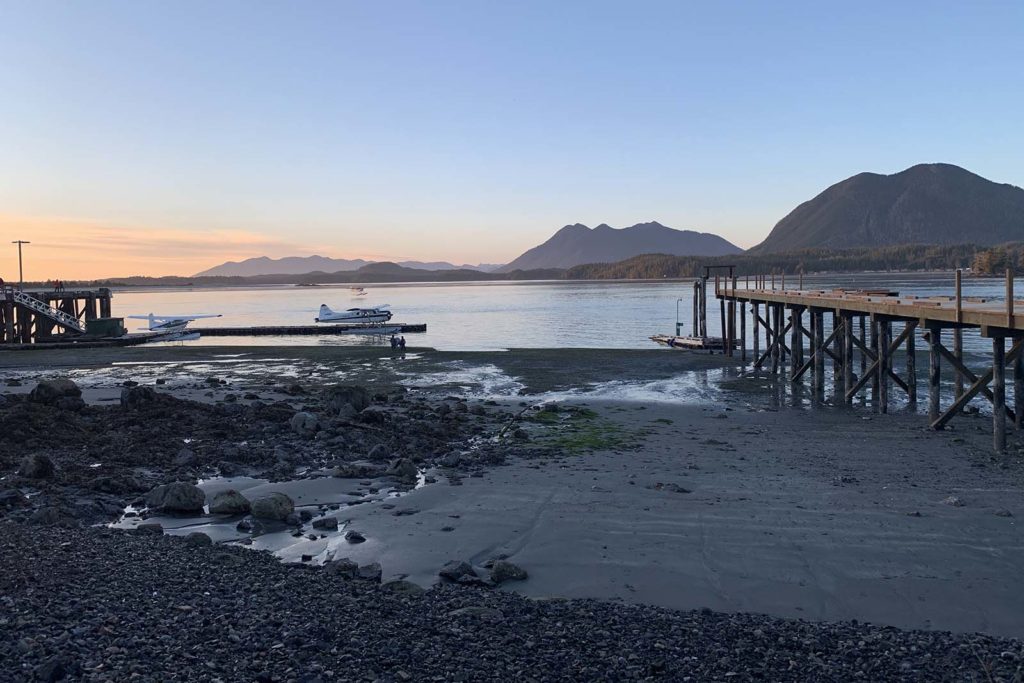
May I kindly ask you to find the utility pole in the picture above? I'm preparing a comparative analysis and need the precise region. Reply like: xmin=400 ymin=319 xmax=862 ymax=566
xmin=12 ymin=240 xmax=30 ymax=290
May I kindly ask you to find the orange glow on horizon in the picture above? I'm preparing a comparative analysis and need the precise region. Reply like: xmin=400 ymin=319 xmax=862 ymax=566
xmin=0 ymin=215 xmax=367 ymax=281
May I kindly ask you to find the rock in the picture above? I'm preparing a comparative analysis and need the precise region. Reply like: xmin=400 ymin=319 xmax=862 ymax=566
xmin=995 ymin=509 xmax=1014 ymax=517
xmin=290 ymin=411 xmax=320 ymax=437
xmin=323 ymin=557 xmax=358 ymax=578
xmin=381 ymin=579 xmax=425 ymax=596
xmin=35 ymin=655 xmax=67 ymax=682
xmin=366 ymin=444 xmax=389 ymax=461
xmin=29 ymin=379 xmax=81 ymax=406
xmin=0 ymin=488 xmax=28 ymax=509
xmin=325 ymin=385 xmax=370 ymax=416
xmin=284 ymin=512 xmax=302 ymax=526
xmin=55 ymin=396 xmax=85 ymax=412
xmin=209 ymin=489 xmax=251 ymax=515
xmin=942 ymin=495 xmax=964 ymax=507
xmin=490 ymin=560 xmax=528 ymax=584
xmin=282 ymin=383 xmax=305 ymax=396
xmin=385 ymin=457 xmax=418 ymax=481
xmin=184 ymin=532 xmax=213 ymax=547
xmin=447 ymin=606 xmax=504 ymax=621
xmin=647 ymin=482 xmax=690 ymax=494
xmin=440 ymin=452 xmax=462 ymax=467
xmin=312 ymin=516 xmax=339 ymax=530
xmin=250 ymin=492 xmax=295 ymax=521
xmin=145 ymin=482 xmax=205 ymax=513
xmin=333 ymin=461 xmax=385 ymax=478
xmin=172 ymin=448 xmax=196 ymax=466
xmin=344 ymin=530 xmax=366 ymax=544
xmin=28 ymin=507 xmax=62 ymax=526
xmin=18 ymin=454 xmax=55 ymax=479
xmin=135 ymin=522 xmax=163 ymax=535
xmin=439 ymin=560 xmax=477 ymax=582
xmin=120 ymin=386 xmax=158 ymax=409
xmin=357 ymin=562 xmax=382 ymax=581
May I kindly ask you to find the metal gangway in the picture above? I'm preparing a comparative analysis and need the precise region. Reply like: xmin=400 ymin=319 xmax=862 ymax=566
xmin=9 ymin=288 xmax=86 ymax=333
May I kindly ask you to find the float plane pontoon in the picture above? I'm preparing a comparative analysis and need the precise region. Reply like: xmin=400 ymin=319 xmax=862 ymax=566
xmin=315 ymin=304 xmax=393 ymax=324
xmin=128 ymin=313 xmax=222 ymax=342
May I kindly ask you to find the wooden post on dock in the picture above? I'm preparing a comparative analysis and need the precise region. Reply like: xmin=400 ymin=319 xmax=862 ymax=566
xmin=906 ymin=321 xmax=917 ymax=405
xmin=928 ymin=326 xmax=941 ymax=425
xmin=1007 ymin=268 xmax=1015 ymax=328
xmin=1015 ymin=342 xmax=1023 ymax=430
xmin=789 ymin=307 xmax=801 ymax=382
xmin=878 ymin=319 xmax=890 ymax=414
xmin=954 ymin=328 xmax=964 ymax=401
xmin=859 ymin=316 xmax=867 ymax=376
xmin=843 ymin=313 xmax=854 ymax=403
xmin=740 ymin=301 xmax=747 ymax=363
xmin=771 ymin=304 xmax=781 ymax=374
xmin=812 ymin=308 xmax=825 ymax=402
xmin=870 ymin=316 xmax=880 ymax=406
xmin=994 ymin=336 xmax=1006 ymax=452
xmin=832 ymin=311 xmax=842 ymax=397
xmin=752 ymin=302 xmax=760 ymax=365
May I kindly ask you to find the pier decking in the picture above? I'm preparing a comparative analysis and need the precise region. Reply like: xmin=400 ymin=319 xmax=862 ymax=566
xmin=714 ymin=271 xmax=1024 ymax=452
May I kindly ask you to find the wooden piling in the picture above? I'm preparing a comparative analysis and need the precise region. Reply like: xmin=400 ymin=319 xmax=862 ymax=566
xmin=878 ymin=319 xmax=890 ymax=414
xmin=752 ymin=302 xmax=760 ymax=365
xmin=789 ymin=307 xmax=801 ymax=382
xmin=906 ymin=321 xmax=917 ymax=405
xmin=928 ymin=326 xmax=941 ymax=425
xmin=843 ymin=313 xmax=854 ymax=403
xmin=812 ymin=308 xmax=825 ymax=402
xmin=870 ymin=317 xmax=879 ymax=406
xmin=994 ymin=336 xmax=1006 ymax=452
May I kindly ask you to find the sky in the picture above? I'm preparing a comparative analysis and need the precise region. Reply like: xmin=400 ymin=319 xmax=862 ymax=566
xmin=1 ymin=1 xmax=1023 ymax=279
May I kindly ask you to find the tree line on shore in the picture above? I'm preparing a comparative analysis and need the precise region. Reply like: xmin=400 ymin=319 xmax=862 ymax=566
xmin=29 ymin=242 xmax=1024 ymax=288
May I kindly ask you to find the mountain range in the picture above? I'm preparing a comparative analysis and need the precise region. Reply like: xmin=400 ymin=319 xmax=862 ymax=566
xmin=195 ymin=256 xmax=501 ymax=277
xmin=496 ymin=221 xmax=742 ymax=272
xmin=195 ymin=163 xmax=1024 ymax=279
xmin=752 ymin=163 xmax=1024 ymax=253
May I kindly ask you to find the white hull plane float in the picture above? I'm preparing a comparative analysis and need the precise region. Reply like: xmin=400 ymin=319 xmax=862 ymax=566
xmin=128 ymin=313 xmax=222 ymax=342
xmin=315 ymin=304 xmax=393 ymax=324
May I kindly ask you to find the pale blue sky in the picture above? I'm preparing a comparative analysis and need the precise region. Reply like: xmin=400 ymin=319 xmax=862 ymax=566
xmin=1 ymin=1 xmax=1022 ymax=275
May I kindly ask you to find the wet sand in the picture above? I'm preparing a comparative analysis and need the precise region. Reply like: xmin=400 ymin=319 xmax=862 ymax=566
xmin=278 ymin=400 xmax=1023 ymax=638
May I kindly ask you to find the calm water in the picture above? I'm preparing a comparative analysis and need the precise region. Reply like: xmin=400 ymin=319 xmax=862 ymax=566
xmin=111 ymin=273 xmax=1010 ymax=352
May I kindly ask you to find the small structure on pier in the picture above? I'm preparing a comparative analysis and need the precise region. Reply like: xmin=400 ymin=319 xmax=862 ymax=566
xmin=651 ymin=265 xmax=737 ymax=352
xmin=1 ymin=286 xmax=116 ymax=344
xmin=715 ymin=269 xmax=1024 ymax=452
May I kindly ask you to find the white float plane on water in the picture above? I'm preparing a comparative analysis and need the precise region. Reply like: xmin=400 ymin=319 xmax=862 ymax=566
xmin=127 ymin=313 xmax=222 ymax=342
xmin=315 ymin=304 xmax=392 ymax=324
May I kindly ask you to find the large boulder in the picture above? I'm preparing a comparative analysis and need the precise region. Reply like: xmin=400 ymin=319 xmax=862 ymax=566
xmin=29 ymin=379 xmax=81 ymax=406
xmin=120 ymin=385 xmax=158 ymax=409
xmin=250 ymin=492 xmax=294 ymax=521
xmin=208 ymin=489 xmax=251 ymax=515
xmin=490 ymin=560 xmax=528 ymax=584
xmin=385 ymin=458 xmax=418 ymax=482
xmin=18 ymin=454 xmax=55 ymax=479
xmin=290 ymin=411 xmax=320 ymax=437
xmin=145 ymin=481 xmax=205 ymax=513
xmin=325 ymin=385 xmax=370 ymax=417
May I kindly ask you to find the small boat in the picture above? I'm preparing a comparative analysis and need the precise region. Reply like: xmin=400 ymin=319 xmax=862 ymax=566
xmin=650 ymin=334 xmax=734 ymax=351
xmin=350 ymin=287 xmax=368 ymax=297
xmin=315 ymin=304 xmax=393 ymax=323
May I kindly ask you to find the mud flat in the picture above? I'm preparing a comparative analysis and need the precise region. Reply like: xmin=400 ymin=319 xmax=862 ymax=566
xmin=2 ymin=345 xmax=1024 ymax=679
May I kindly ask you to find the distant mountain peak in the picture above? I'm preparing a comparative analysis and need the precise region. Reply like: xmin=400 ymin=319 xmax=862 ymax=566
xmin=195 ymin=255 xmax=500 ymax=277
xmin=751 ymin=163 xmax=1024 ymax=253
xmin=497 ymin=221 xmax=742 ymax=272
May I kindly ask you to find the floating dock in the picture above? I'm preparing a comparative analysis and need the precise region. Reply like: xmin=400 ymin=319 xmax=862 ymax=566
xmin=713 ymin=270 xmax=1024 ymax=452
xmin=191 ymin=323 xmax=426 ymax=336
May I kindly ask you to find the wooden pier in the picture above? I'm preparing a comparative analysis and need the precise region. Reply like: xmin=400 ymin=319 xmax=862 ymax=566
xmin=714 ymin=270 xmax=1024 ymax=452
xmin=1 ymin=287 xmax=113 ymax=344
xmin=191 ymin=323 xmax=427 ymax=336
